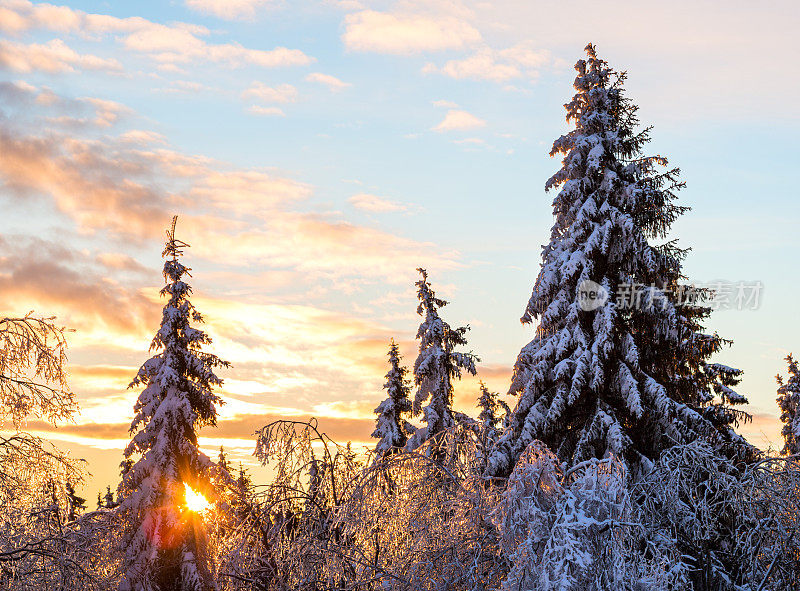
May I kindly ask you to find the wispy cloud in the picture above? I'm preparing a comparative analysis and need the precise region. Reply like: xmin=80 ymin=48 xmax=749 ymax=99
xmin=305 ymin=72 xmax=351 ymax=91
xmin=433 ymin=109 xmax=486 ymax=132
xmin=348 ymin=193 xmax=409 ymax=213
xmin=242 ymin=82 xmax=298 ymax=103
xmin=247 ymin=105 xmax=285 ymax=116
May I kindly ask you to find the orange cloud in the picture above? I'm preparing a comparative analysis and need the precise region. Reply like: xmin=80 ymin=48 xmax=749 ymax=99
xmin=0 ymin=127 xmax=170 ymax=238
xmin=1 ymin=83 xmax=459 ymax=283
xmin=0 ymin=236 xmax=158 ymax=341
xmin=23 ymin=412 xmax=375 ymax=450
xmin=181 ymin=213 xmax=458 ymax=284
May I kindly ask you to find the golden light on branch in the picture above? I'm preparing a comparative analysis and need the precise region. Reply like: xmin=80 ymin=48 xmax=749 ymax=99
xmin=184 ymin=483 xmax=210 ymax=514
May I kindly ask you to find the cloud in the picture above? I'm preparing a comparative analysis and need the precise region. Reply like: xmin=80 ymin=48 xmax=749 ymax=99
xmin=186 ymin=170 xmax=312 ymax=212
xmin=185 ymin=0 xmax=274 ymax=20
xmin=433 ymin=109 xmax=486 ymax=132
xmin=423 ymin=44 xmax=551 ymax=82
xmin=0 ymin=38 xmax=122 ymax=73
xmin=453 ymin=137 xmax=486 ymax=145
xmin=0 ymin=124 xmax=171 ymax=238
xmin=26 ymin=413 xmax=377 ymax=450
xmin=305 ymin=72 xmax=351 ymax=91
xmin=0 ymin=236 xmax=157 ymax=343
xmin=119 ymin=130 xmax=167 ymax=145
xmin=13 ymin=89 xmax=131 ymax=129
xmin=342 ymin=10 xmax=481 ymax=55
xmin=247 ymin=105 xmax=285 ymax=116
xmin=349 ymin=193 xmax=408 ymax=213
xmin=123 ymin=26 xmax=312 ymax=68
xmin=432 ymin=99 xmax=458 ymax=108
xmin=0 ymin=1 xmax=314 ymax=70
xmin=158 ymin=80 xmax=210 ymax=94
xmin=0 ymin=83 xmax=459 ymax=285
xmin=242 ymin=82 xmax=297 ymax=103
xmin=78 ymin=97 xmax=130 ymax=127
xmin=183 ymin=213 xmax=458 ymax=284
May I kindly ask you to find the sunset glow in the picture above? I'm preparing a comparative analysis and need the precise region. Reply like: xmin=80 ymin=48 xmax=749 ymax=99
xmin=184 ymin=484 xmax=210 ymax=514
xmin=0 ymin=0 xmax=795 ymax=502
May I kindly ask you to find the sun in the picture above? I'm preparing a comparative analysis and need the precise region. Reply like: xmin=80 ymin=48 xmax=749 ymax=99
xmin=184 ymin=483 xmax=210 ymax=513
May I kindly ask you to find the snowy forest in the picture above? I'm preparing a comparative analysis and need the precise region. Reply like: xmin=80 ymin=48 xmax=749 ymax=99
xmin=3 ymin=45 xmax=800 ymax=591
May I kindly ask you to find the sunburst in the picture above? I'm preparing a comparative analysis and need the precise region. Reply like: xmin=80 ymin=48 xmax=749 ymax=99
xmin=184 ymin=483 xmax=210 ymax=513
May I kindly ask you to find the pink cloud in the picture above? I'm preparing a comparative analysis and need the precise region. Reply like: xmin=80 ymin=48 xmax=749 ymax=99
xmin=0 ymin=1 xmax=313 ymax=69
xmin=0 ymin=38 xmax=122 ymax=73
xmin=343 ymin=10 xmax=481 ymax=55
xmin=433 ymin=109 xmax=486 ymax=132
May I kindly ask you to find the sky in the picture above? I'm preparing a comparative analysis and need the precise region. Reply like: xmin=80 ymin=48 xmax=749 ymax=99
xmin=0 ymin=0 xmax=798 ymax=498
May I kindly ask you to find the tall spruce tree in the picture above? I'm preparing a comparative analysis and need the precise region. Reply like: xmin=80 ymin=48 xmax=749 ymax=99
xmin=777 ymin=354 xmax=800 ymax=456
xmin=372 ymin=339 xmax=414 ymax=456
xmin=118 ymin=217 xmax=229 ymax=591
xmin=406 ymin=268 xmax=478 ymax=451
xmin=488 ymin=45 xmax=747 ymax=478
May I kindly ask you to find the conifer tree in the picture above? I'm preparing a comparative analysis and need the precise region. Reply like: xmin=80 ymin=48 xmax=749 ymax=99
xmin=117 ymin=217 xmax=229 ymax=591
xmin=488 ymin=45 xmax=747 ymax=478
xmin=217 ymin=446 xmax=229 ymax=475
xmin=372 ymin=339 xmax=414 ymax=456
xmin=103 ymin=485 xmax=118 ymax=509
xmin=65 ymin=481 xmax=85 ymax=521
xmin=233 ymin=464 xmax=252 ymax=508
xmin=407 ymin=268 xmax=478 ymax=451
xmin=777 ymin=354 xmax=800 ymax=456
xmin=477 ymin=381 xmax=507 ymax=451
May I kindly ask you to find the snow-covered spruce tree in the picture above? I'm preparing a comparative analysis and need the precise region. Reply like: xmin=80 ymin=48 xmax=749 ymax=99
xmin=477 ymin=381 xmax=508 ymax=456
xmin=638 ymin=280 xmax=750 ymax=458
xmin=406 ymin=268 xmax=478 ymax=451
xmin=488 ymin=44 xmax=747 ymax=479
xmin=777 ymin=354 xmax=800 ymax=456
xmin=372 ymin=339 xmax=414 ymax=456
xmin=117 ymin=217 xmax=229 ymax=591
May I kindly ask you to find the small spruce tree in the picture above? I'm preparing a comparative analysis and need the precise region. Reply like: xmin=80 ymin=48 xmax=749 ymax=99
xmin=477 ymin=381 xmax=507 ymax=453
xmin=777 ymin=354 xmax=800 ymax=456
xmin=65 ymin=481 xmax=86 ymax=521
xmin=117 ymin=217 xmax=230 ymax=591
xmin=407 ymin=268 xmax=478 ymax=451
xmin=103 ymin=485 xmax=118 ymax=509
xmin=372 ymin=339 xmax=414 ymax=456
